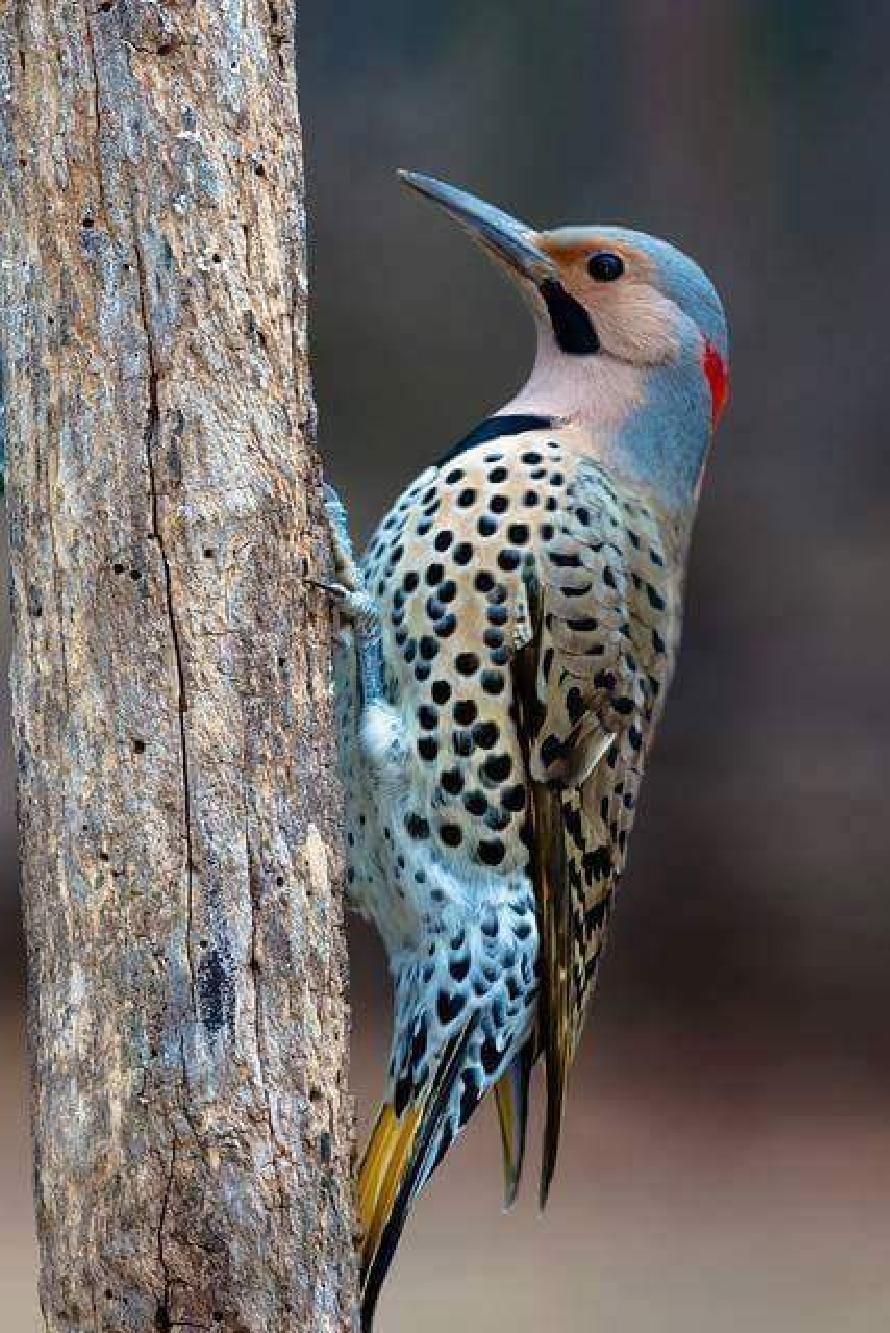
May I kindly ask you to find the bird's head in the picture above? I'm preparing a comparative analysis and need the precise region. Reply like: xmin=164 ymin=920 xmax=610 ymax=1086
xmin=399 ymin=170 xmax=729 ymax=510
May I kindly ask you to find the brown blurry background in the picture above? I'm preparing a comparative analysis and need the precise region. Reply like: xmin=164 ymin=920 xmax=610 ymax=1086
xmin=3 ymin=2 xmax=890 ymax=1328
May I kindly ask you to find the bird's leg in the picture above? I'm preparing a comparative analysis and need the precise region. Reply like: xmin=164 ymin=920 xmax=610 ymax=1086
xmin=322 ymin=482 xmax=362 ymax=590
xmin=325 ymin=582 xmax=384 ymax=709
xmin=316 ymin=483 xmax=385 ymax=707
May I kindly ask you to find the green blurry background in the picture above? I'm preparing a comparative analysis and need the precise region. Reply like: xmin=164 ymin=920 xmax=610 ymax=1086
xmin=3 ymin=2 xmax=890 ymax=1328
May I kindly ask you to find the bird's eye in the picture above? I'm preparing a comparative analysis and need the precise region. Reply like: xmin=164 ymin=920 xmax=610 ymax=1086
xmin=587 ymin=251 xmax=624 ymax=282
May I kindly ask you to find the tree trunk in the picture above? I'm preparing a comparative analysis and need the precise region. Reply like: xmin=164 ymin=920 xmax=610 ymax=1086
xmin=0 ymin=4 xmax=357 ymax=1331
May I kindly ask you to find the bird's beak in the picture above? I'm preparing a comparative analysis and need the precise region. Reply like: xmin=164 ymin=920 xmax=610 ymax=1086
xmin=398 ymin=170 xmax=557 ymax=285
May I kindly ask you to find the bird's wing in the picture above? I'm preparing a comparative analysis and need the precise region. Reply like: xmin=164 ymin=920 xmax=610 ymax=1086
xmin=512 ymin=460 xmax=679 ymax=1205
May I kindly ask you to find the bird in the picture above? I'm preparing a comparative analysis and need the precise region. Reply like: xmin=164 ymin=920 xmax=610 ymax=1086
xmin=324 ymin=169 xmax=729 ymax=1328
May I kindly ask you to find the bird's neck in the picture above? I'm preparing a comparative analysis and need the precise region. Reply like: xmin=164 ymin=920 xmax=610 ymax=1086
xmin=503 ymin=336 xmax=711 ymax=518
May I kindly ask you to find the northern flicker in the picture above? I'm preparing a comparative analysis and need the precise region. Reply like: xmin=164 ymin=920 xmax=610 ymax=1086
xmin=324 ymin=171 xmax=729 ymax=1328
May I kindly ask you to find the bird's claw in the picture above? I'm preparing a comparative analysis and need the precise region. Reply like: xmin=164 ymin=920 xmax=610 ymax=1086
xmin=309 ymin=578 xmax=379 ymax=634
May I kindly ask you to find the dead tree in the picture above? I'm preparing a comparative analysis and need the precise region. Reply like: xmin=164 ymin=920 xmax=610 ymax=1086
xmin=0 ymin=4 xmax=357 ymax=1330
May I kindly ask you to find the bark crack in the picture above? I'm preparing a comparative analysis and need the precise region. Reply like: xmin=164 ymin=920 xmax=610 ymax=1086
xmin=243 ymin=720 xmax=287 ymax=1233
xmin=83 ymin=14 xmax=109 ymax=221
xmin=157 ymin=1135 xmax=178 ymax=1315
xmin=133 ymin=234 xmax=199 ymax=1015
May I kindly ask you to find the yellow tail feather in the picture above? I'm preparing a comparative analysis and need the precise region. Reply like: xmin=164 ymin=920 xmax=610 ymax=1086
xmin=358 ymin=1102 xmax=422 ymax=1268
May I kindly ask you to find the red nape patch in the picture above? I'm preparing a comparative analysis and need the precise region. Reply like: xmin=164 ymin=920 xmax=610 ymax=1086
xmin=702 ymin=341 xmax=729 ymax=428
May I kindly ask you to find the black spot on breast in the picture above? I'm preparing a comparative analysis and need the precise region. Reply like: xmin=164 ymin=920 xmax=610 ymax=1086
xmin=497 ymin=549 xmax=522 ymax=572
xmin=425 ymin=563 xmax=445 ymax=586
xmin=405 ymin=812 xmax=430 ymax=839
xmin=457 ymin=488 xmax=476 ymax=508
xmin=482 ymin=753 xmax=512 ymax=783
xmin=456 ymin=652 xmax=480 ymax=676
xmin=475 ymin=571 xmax=495 ymax=594
xmin=453 ymin=542 xmax=473 ymax=565
xmin=472 ymin=720 xmax=499 ymax=750
xmin=477 ymin=838 xmax=506 ymax=866
xmin=441 ymin=768 xmax=464 ymax=796
xmin=418 ymin=736 xmax=438 ymax=761
xmin=453 ymin=700 xmax=477 ymax=725
xmin=464 ymin=790 xmax=487 ymax=816
xmin=477 ymin=515 xmax=498 ymax=537
xmin=434 ymin=531 xmax=453 ymax=553
xmin=490 ymin=494 xmax=509 ymax=515
xmin=441 ymin=823 xmax=462 ymax=848
xmin=432 ymin=680 xmax=452 ymax=705
xmin=481 ymin=669 xmax=505 ymax=695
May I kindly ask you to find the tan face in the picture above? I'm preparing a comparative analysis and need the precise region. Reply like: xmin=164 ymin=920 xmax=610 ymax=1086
xmin=532 ymin=229 xmax=683 ymax=365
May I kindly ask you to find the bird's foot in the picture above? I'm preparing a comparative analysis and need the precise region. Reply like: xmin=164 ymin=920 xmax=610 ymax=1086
xmin=310 ymin=577 xmax=384 ymax=707
xmin=311 ymin=579 xmax=379 ymax=636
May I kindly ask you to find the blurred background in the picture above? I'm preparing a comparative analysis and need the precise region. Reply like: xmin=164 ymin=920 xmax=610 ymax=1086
xmin=3 ymin=1 xmax=890 ymax=1328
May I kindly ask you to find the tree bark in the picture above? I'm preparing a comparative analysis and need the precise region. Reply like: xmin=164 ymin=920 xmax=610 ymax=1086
xmin=0 ymin=4 xmax=357 ymax=1331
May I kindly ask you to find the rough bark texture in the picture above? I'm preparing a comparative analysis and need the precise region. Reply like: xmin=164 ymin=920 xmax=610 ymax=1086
xmin=0 ymin=4 xmax=357 ymax=1330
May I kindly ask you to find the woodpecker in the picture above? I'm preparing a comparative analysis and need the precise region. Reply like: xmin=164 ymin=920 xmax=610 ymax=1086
xmin=325 ymin=171 xmax=729 ymax=1328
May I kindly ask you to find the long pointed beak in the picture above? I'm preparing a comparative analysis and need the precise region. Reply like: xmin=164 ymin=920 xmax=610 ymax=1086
xmin=398 ymin=170 xmax=557 ymax=285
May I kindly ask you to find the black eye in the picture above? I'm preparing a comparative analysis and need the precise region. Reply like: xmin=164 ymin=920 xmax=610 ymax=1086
xmin=587 ymin=251 xmax=624 ymax=282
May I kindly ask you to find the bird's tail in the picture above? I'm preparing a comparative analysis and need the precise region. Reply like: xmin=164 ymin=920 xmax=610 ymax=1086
xmin=358 ymin=1022 xmax=476 ymax=1332
xmin=493 ymin=1042 xmax=533 ymax=1209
